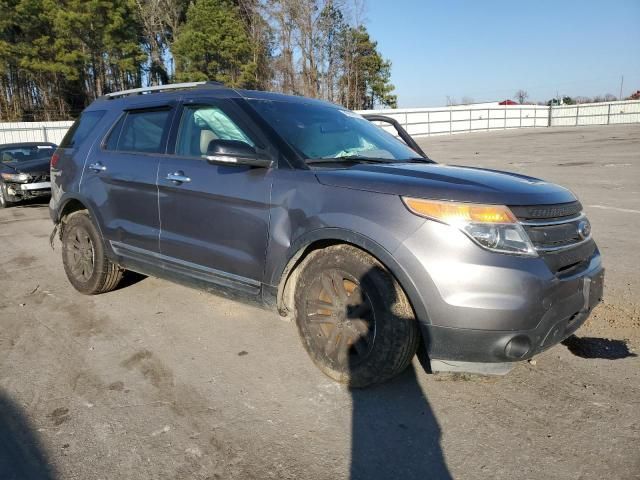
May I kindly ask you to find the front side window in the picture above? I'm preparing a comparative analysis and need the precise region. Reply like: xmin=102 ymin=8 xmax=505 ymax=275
xmin=247 ymin=99 xmax=420 ymax=162
xmin=176 ymin=105 xmax=255 ymax=158
xmin=105 ymin=109 xmax=171 ymax=153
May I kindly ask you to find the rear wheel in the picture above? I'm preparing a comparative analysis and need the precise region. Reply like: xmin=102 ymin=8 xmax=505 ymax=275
xmin=61 ymin=212 xmax=123 ymax=294
xmin=294 ymin=244 xmax=419 ymax=387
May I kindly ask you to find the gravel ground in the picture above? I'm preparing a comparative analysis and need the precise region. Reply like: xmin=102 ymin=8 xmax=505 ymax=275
xmin=0 ymin=125 xmax=638 ymax=480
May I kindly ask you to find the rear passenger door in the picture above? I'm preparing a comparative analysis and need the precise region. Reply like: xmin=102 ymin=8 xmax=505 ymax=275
xmin=157 ymin=98 xmax=274 ymax=293
xmin=82 ymin=104 xmax=174 ymax=256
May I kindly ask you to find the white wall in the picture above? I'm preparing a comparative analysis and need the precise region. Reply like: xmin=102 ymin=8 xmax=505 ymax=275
xmin=0 ymin=121 xmax=74 ymax=145
xmin=549 ymin=101 xmax=640 ymax=127
xmin=1 ymin=100 xmax=639 ymax=145
xmin=357 ymin=100 xmax=640 ymax=137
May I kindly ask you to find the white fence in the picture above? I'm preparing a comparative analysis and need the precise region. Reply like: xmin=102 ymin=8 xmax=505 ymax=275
xmin=359 ymin=100 xmax=640 ymax=137
xmin=1 ymin=100 xmax=639 ymax=145
xmin=0 ymin=120 xmax=73 ymax=145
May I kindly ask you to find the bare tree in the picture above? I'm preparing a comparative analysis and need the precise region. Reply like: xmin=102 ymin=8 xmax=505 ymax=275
xmin=574 ymin=96 xmax=592 ymax=104
xmin=514 ymin=89 xmax=528 ymax=104
xmin=295 ymin=0 xmax=321 ymax=98
xmin=267 ymin=0 xmax=300 ymax=94
xmin=238 ymin=0 xmax=273 ymax=89
xmin=135 ymin=0 xmax=168 ymax=85
xmin=461 ymin=96 xmax=474 ymax=105
xmin=317 ymin=0 xmax=347 ymax=102
xmin=135 ymin=0 xmax=188 ymax=85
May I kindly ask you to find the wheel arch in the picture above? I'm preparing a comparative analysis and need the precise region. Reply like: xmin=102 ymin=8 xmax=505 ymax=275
xmin=275 ymin=228 xmax=430 ymax=326
xmin=58 ymin=197 xmax=89 ymax=221
xmin=54 ymin=195 xmax=108 ymax=249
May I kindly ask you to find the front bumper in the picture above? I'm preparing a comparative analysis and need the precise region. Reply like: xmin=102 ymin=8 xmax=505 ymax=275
xmin=424 ymin=262 xmax=603 ymax=362
xmin=3 ymin=181 xmax=51 ymax=201
xmin=395 ymin=220 xmax=604 ymax=363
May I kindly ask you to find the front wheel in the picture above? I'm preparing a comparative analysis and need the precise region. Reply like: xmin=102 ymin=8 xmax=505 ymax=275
xmin=294 ymin=244 xmax=420 ymax=388
xmin=61 ymin=212 xmax=123 ymax=294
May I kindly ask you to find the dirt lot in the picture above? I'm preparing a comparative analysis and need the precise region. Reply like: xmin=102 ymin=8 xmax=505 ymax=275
xmin=1 ymin=125 xmax=638 ymax=480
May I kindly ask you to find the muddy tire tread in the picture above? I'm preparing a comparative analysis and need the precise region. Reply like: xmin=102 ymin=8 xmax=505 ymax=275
xmin=61 ymin=212 xmax=123 ymax=295
xmin=294 ymin=244 xmax=420 ymax=388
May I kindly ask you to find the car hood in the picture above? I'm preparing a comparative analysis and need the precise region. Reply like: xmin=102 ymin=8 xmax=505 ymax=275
xmin=0 ymin=158 xmax=50 ymax=175
xmin=314 ymin=162 xmax=576 ymax=205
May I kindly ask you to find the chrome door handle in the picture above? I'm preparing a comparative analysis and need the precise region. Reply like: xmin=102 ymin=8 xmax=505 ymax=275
xmin=88 ymin=162 xmax=106 ymax=172
xmin=166 ymin=172 xmax=191 ymax=184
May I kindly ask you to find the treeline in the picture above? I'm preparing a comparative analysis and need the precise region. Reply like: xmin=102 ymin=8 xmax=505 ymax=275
xmin=0 ymin=0 xmax=397 ymax=121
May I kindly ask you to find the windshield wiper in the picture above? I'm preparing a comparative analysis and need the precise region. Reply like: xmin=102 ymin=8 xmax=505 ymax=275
xmin=402 ymin=157 xmax=434 ymax=163
xmin=305 ymin=155 xmax=396 ymax=165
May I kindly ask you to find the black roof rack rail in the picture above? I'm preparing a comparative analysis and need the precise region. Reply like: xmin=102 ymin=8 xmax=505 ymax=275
xmin=104 ymin=81 xmax=224 ymax=99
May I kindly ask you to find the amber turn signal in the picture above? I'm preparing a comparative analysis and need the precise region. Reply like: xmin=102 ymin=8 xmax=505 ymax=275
xmin=402 ymin=197 xmax=517 ymax=224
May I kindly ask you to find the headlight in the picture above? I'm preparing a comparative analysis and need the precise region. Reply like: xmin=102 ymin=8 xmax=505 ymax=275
xmin=402 ymin=197 xmax=537 ymax=256
xmin=1 ymin=172 xmax=31 ymax=183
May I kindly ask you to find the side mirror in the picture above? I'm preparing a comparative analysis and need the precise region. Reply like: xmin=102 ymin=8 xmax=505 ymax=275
xmin=205 ymin=139 xmax=273 ymax=168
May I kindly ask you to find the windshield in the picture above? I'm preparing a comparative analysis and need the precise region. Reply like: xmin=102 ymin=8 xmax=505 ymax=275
xmin=0 ymin=145 xmax=55 ymax=164
xmin=247 ymin=99 xmax=421 ymax=162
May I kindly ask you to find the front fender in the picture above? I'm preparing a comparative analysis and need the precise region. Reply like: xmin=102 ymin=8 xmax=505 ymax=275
xmin=271 ymin=227 xmax=431 ymax=326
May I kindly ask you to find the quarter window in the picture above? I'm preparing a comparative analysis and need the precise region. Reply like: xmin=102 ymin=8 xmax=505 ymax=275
xmin=59 ymin=110 xmax=106 ymax=148
xmin=176 ymin=105 xmax=255 ymax=158
xmin=105 ymin=109 xmax=171 ymax=153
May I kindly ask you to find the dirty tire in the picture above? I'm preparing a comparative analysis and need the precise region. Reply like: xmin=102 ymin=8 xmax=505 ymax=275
xmin=0 ymin=182 xmax=12 ymax=208
xmin=294 ymin=244 xmax=420 ymax=388
xmin=61 ymin=211 xmax=123 ymax=294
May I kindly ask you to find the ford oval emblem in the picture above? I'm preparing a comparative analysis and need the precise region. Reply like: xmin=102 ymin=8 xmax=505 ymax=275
xmin=577 ymin=219 xmax=591 ymax=240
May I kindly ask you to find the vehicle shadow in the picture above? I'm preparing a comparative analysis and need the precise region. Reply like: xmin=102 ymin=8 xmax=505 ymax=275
xmin=347 ymin=267 xmax=451 ymax=480
xmin=0 ymin=390 xmax=56 ymax=480
xmin=113 ymin=270 xmax=147 ymax=290
xmin=13 ymin=196 xmax=50 ymax=208
xmin=562 ymin=335 xmax=637 ymax=359
xmin=349 ymin=365 xmax=452 ymax=480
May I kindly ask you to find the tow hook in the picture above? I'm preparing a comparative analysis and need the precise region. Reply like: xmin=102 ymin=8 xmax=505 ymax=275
xmin=49 ymin=223 xmax=59 ymax=250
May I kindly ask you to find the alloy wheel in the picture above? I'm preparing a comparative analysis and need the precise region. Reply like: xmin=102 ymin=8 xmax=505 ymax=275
xmin=67 ymin=225 xmax=95 ymax=281
xmin=302 ymin=269 xmax=376 ymax=369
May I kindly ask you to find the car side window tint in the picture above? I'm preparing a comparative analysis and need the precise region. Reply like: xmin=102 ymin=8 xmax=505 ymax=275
xmin=176 ymin=105 xmax=255 ymax=158
xmin=59 ymin=110 xmax=106 ymax=148
xmin=105 ymin=109 xmax=171 ymax=154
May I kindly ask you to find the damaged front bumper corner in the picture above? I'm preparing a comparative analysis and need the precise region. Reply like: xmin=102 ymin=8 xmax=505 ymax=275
xmin=3 ymin=181 xmax=51 ymax=202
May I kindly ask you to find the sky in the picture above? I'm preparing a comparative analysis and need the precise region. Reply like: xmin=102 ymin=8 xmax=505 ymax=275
xmin=365 ymin=0 xmax=640 ymax=107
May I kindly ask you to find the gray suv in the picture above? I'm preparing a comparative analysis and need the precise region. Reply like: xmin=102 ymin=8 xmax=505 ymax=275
xmin=49 ymin=82 xmax=604 ymax=387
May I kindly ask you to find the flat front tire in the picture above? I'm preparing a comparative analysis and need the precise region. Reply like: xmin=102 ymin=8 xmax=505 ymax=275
xmin=294 ymin=244 xmax=420 ymax=388
xmin=61 ymin=212 xmax=123 ymax=294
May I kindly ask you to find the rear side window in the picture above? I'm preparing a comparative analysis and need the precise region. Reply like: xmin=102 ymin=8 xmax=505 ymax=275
xmin=59 ymin=110 xmax=106 ymax=148
xmin=105 ymin=109 xmax=171 ymax=154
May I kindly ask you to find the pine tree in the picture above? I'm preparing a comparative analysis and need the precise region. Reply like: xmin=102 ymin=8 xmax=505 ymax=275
xmin=0 ymin=0 xmax=397 ymax=119
xmin=173 ymin=0 xmax=256 ymax=87
xmin=339 ymin=25 xmax=396 ymax=109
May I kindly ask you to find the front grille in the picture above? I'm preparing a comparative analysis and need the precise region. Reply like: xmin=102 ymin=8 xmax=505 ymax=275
xmin=541 ymin=240 xmax=596 ymax=275
xmin=510 ymin=201 xmax=583 ymax=220
xmin=510 ymin=201 xmax=595 ymax=274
